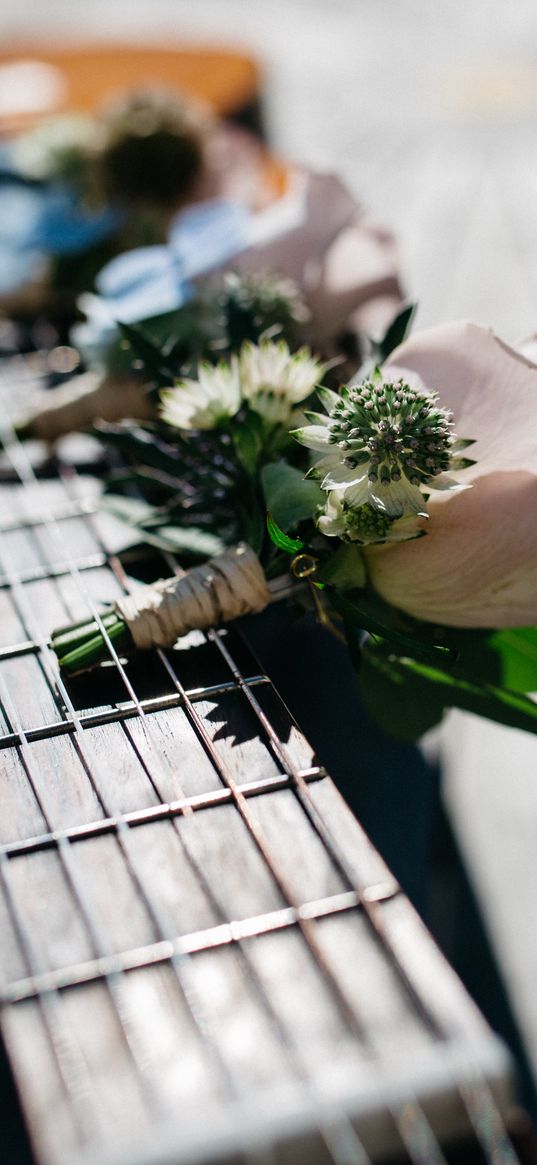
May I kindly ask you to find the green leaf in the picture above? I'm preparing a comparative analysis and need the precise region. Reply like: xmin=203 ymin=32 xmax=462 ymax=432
xmin=406 ymin=624 xmax=537 ymax=694
xmin=236 ymin=497 xmax=265 ymax=558
xmin=327 ymin=588 xmax=456 ymax=664
xmin=94 ymin=422 xmax=200 ymax=481
xmin=316 ymin=543 xmax=366 ymax=591
xmin=486 ymin=627 xmax=537 ymax=692
xmin=260 ymin=462 xmax=323 ymax=532
xmin=99 ymin=493 xmax=157 ymax=526
xmin=99 ymin=495 xmax=226 ymax=557
xmin=138 ymin=525 xmax=225 ymax=557
xmin=231 ymin=411 xmax=265 ymax=476
xmin=105 ymin=467 xmax=179 ymax=501
xmin=375 ymin=303 xmax=417 ymax=363
xmin=398 ymin=653 xmax=537 ymax=737
xmin=266 ymin=514 xmax=304 ymax=554
xmin=358 ymin=638 xmax=537 ymax=741
xmin=357 ymin=641 xmax=446 ymax=740
xmin=117 ymin=321 xmax=176 ymax=385
xmin=221 ymin=271 xmax=302 ymax=351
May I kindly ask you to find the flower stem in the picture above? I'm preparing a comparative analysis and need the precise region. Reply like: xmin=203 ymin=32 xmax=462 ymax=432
xmin=51 ymin=610 xmax=133 ymax=675
xmin=52 ymin=558 xmax=295 ymax=675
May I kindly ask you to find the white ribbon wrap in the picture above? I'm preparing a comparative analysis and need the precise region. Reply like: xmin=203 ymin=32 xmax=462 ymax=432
xmin=115 ymin=543 xmax=272 ymax=650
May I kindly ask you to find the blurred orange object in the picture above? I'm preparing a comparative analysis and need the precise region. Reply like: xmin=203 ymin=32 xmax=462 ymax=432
xmin=0 ymin=43 xmax=263 ymax=135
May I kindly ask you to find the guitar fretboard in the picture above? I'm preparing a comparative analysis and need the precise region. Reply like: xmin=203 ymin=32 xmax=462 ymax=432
xmin=0 ymin=354 xmax=516 ymax=1165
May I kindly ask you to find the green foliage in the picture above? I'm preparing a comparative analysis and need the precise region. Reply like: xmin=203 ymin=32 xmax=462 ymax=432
xmin=329 ymin=586 xmax=537 ymax=740
xmin=357 ymin=641 xmax=447 ymax=739
xmin=96 ymin=422 xmax=238 ymax=504
xmin=99 ymin=495 xmax=226 ymax=557
xmin=260 ymin=462 xmax=323 ymax=532
xmin=375 ymin=302 xmax=417 ymax=363
xmin=376 ymin=621 xmax=537 ymax=695
xmin=99 ymin=493 xmax=156 ymax=527
xmin=351 ymin=303 xmax=417 ymax=384
xmin=266 ymin=515 xmax=304 ymax=554
xmin=51 ymin=610 xmax=133 ymax=675
xmin=220 ymin=271 xmax=304 ymax=352
xmin=315 ymin=543 xmax=366 ymax=591
xmin=231 ymin=411 xmax=265 ymax=477
xmin=115 ymin=320 xmax=185 ymax=386
xmin=137 ymin=525 xmax=225 ymax=557
xmin=470 ymin=626 xmax=537 ymax=692
xmin=327 ymin=587 xmax=456 ymax=665
xmin=358 ymin=638 xmax=537 ymax=741
xmin=106 ymin=272 xmax=307 ymax=384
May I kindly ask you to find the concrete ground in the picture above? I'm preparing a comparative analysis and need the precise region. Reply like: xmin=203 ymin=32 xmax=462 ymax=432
xmin=3 ymin=0 xmax=537 ymax=1119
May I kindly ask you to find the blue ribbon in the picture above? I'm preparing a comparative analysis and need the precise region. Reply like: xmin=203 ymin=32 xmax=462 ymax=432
xmin=92 ymin=198 xmax=251 ymax=323
xmin=74 ymin=197 xmax=252 ymax=363
xmin=0 ymin=174 xmax=122 ymax=293
xmin=26 ymin=184 xmax=122 ymax=254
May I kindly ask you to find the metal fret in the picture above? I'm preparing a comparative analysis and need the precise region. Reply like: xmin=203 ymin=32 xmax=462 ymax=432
xmin=0 ymin=552 xmax=109 ymax=586
xmin=0 ymin=767 xmax=325 ymax=860
xmin=0 ymin=675 xmax=277 ymax=750
xmin=1 ymin=889 xmax=367 ymax=1004
xmin=0 ymin=499 xmax=98 ymax=533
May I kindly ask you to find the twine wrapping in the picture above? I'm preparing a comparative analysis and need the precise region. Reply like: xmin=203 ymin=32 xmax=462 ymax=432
xmin=115 ymin=543 xmax=273 ymax=650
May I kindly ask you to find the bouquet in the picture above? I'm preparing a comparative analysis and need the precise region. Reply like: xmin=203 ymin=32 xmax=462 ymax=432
xmin=9 ymin=271 xmax=310 ymax=444
xmin=1 ymin=114 xmax=125 ymax=317
xmin=50 ymin=315 xmax=537 ymax=742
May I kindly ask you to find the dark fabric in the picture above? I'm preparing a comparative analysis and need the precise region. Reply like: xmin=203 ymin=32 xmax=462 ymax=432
xmin=0 ymin=1033 xmax=35 ymax=1164
xmin=241 ymin=604 xmax=440 ymax=911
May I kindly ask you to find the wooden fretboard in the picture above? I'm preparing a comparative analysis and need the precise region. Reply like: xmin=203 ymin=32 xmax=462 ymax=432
xmin=0 ymin=354 xmax=516 ymax=1165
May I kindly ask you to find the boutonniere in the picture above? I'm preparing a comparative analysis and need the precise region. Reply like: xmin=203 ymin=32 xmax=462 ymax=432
xmin=51 ymin=320 xmax=537 ymax=741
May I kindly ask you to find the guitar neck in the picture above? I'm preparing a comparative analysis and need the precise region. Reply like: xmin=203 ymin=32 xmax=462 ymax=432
xmin=0 ymin=353 xmax=514 ymax=1165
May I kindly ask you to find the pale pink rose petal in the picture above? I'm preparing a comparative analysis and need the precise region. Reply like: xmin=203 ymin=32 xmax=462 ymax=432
xmin=385 ymin=321 xmax=537 ymax=480
xmin=306 ymin=220 xmax=402 ymax=340
xmin=233 ymin=172 xmax=402 ymax=341
xmin=515 ymin=332 xmax=537 ymax=363
xmin=365 ymin=471 xmax=537 ymax=628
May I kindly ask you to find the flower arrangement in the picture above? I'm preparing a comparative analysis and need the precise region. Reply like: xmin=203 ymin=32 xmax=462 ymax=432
xmin=50 ymin=314 xmax=537 ymax=741
xmin=8 ymin=271 xmax=308 ymax=444
xmin=1 ymin=113 xmax=125 ymax=312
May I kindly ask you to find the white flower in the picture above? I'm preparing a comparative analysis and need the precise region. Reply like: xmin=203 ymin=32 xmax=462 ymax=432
xmin=363 ymin=322 xmax=537 ymax=627
xmin=293 ymin=375 xmax=473 ymax=520
xmin=13 ymin=114 xmax=97 ymax=181
xmin=239 ymin=339 xmax=325 ymax=423
xmin=160 ymin=358 xmax=241 ymax=430
xmin=317 ymin=491 xmax=424 ymax=545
